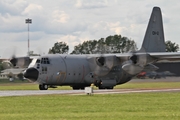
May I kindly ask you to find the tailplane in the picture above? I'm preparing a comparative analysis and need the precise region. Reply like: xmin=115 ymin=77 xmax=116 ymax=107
xmin=140 ymin=7 xmax=166 ymax=52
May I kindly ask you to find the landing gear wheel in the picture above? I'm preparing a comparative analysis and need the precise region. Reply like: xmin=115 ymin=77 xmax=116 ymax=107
xmin=98 ymin=86 xmax=105 ymax=89
xmin=72 ymin=86 xmax=79 ymax=90
xmin=107 ymin=87 xmax=114 ymax=89
xmin=98 ymin=86 xmax=114 ymax=89
xmin=39 ymin=84 xmax=48 ymax=90
xmin=80 ymin=87 xmax=85 ymax=90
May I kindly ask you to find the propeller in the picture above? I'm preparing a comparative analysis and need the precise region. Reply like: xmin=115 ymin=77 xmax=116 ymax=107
xmin=122 ymin=49 xmax=155 ymax=75
xmin=9 ymin=50 xmax=41 ymax=68
xmin=87 ymin=42 xmax=122 ymax=76
xmin=87 ymin=54 xmax=120 ymax=76
xmin=96 ymin=56 xmax=105 ymax=66
xmin=10 ymin=55 xmax=17 ymax=66
xmin=9 ymin=50 xmax=31 ymax=68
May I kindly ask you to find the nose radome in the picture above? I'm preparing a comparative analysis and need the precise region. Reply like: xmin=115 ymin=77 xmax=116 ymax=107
xmin=23 ymin=67 xmax=39 ymax=82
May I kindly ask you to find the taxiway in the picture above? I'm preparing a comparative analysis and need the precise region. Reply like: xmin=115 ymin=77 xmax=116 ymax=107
xmin=0 ymin=88 xmax=180 ymax=97
xmin=0 ymin=78 xmax=180 ymax=97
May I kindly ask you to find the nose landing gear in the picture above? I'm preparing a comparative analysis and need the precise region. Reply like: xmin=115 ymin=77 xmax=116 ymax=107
xmin=39 ymin=84 xmax=48 ymax=90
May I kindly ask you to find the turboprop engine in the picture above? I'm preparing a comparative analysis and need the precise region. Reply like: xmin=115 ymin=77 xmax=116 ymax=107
xmin=122 ymin=53 xmax=156 ymax=75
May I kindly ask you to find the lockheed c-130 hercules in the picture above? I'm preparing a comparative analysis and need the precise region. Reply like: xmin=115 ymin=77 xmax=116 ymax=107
xmin=21 ymin=7 xmax=180 ymax=90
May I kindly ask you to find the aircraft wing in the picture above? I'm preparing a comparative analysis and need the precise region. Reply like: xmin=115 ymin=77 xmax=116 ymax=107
xmin=112 ymin=52 xmax=180 ymax=75
xmin=149 ymin=52 xmax=180 ymax=61
xmin=114 ymin=52 xmax=180 ymax=62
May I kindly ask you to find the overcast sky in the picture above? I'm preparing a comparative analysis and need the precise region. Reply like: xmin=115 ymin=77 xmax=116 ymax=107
xmin=0 ymin=0 xmax=180 ymax=58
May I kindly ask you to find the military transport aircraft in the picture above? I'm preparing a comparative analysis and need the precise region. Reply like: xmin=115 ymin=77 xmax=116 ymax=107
xmin=21 ymin=7 xmax=180 ymax=90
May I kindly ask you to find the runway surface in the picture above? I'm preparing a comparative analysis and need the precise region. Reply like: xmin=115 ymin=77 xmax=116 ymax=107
xmin=1 ymin=88 xmax=180 ymax=97
xmin=0 ymin=77 xmax=180 ymax=97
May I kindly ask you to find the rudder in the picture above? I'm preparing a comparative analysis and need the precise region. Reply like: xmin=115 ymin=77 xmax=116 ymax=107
xmin=140 ymin=7 xmax=166 ymax=52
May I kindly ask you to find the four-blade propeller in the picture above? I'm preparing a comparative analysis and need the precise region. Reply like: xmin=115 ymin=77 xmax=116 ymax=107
xmin=122 ymin=51 xmax=155 ymax=75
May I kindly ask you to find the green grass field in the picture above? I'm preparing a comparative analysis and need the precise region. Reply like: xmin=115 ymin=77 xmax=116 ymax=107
xmin=0 ymin=79 xmax=180 ymax=120
xmin=0 ymin=93 xmax=180 ymax=120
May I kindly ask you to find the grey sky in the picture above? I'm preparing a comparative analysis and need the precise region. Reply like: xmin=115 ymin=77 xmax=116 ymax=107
xmin=0 ymin=0 xmax=180 ymax=58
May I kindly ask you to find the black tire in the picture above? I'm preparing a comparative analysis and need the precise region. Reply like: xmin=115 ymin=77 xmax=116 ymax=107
xmin=72 ymin=86 xmax=79 ymax=90
xmin=39 ymin=84 xmax=48 ymax=90
xmin=80 ymin=87 xmax=85 ymax=90
xmin=107 ymin=87 xmax=114 ymax=89
xmin=99 ymin=86 xmax=114 ymax=89
xmin=98 ymin=86 xmax=105 ymax=89
xmin=39 ymin=85 xmax=43 ymax=90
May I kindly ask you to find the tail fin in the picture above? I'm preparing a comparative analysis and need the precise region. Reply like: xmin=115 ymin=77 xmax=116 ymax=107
xmin=140 ymin=7 xmax=166 ymax=52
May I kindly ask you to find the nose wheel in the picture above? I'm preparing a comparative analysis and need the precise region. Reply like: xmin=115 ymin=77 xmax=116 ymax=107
xmin=39 ymin=84 xmax=48 ymax=90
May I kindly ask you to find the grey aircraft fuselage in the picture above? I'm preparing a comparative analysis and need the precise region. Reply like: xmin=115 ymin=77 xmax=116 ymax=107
xmin=27 ymin=54 xmax=132 ymax=90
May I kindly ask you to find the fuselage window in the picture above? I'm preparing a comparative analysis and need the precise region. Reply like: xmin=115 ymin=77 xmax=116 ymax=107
xmin=41 ymin=58 xmax=43 ymax=64
xmin=42 ymin=66 xmax=44 ymax=74
xmin=37 ymin=64 xmax=40 ymax=69
xmin=44 ymin=67 xmax=47 ymax=71
xmin=47 ymin=58 xmax=50 ymax=64
xmin=41 ymin=66 xmax=47 ymax=74
xmin=45 ymin=58 xmax=50 ymax=64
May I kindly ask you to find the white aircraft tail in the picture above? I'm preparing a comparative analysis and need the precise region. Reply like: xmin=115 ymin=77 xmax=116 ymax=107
xmin=140 ymin=7 xmax=166 ymax=52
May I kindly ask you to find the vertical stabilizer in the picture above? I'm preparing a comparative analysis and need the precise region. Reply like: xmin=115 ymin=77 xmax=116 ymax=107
xmin=140 ymin=7 xmax=166 ymax=52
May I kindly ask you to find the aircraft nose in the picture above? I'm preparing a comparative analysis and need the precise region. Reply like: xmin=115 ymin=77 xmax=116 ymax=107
xmin=23 ymin=67 xmax=39 ymax=82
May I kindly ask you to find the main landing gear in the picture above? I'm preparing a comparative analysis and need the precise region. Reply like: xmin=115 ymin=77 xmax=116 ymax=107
xmin=72 ymin=86 xmax=85 ymax=90
xmin=39 ymin=84 xmax=48 ymax=90
xmin=98 ymin=86 xmax=114 ymax=89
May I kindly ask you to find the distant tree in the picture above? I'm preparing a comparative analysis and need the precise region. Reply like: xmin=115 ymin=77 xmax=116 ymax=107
xmin=105 ymin=35 xmax=137 ymax=53
xmin=165 ymin=40 xmax=179 ymax=52
xmin=71 ymin=35 xmax=137 ymax=54
xmin=95 ymin=38 xmax=106 ymax=53
xmin=71 ymin=44 xmax=82 ymax=54
xmin=49 ymin=42 xmax=69 ymax=54
xmin=71 ymin=40 xmax=98 ymax=54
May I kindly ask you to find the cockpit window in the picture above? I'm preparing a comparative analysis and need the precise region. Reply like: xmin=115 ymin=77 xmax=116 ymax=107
xmin=41 ymin=58 xmax=44 ymax=64
xmin=36 ymin=59 xmax=40 ymax=63
xmin=41 ymin=57 xmax=50 ymax=64
xmin=28 ymin=59 xmax=37 ymax=68
xmin=46 ymin=58 xmax=50 ymax=64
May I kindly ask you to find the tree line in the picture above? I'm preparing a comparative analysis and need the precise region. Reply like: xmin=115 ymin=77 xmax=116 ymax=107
xmin=48 ymin=34 xmax=179 ymax=54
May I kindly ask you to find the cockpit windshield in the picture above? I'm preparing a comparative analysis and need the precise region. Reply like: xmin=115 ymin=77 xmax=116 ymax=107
xmin=36 ymin=59 xmax=40 ymax=63
xmin=28 ymin=58 xmax=37 ymax=68
xmin=41 ymin=57 xmax=50 ymax=64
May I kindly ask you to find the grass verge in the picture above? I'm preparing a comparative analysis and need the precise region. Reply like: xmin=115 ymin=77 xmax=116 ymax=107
xmin=0 ymin=93 xmax=180 ymax=120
